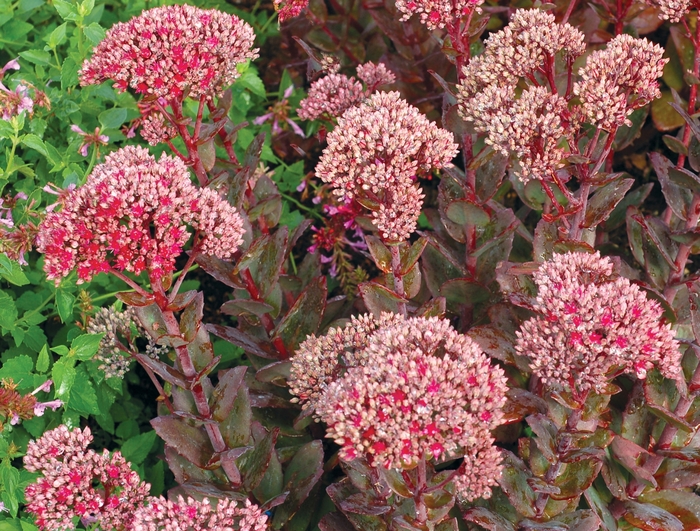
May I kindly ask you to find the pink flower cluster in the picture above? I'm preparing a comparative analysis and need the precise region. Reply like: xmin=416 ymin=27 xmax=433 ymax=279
xmin=132 ymin=495 xmax=268 ymax=531
xmin=315 ymin=91 xmax=457 ymax=241
xmin=457 ymin=10 xmax=666 ymax=181
xmin=574 ymin=34 xmax=667 ymax=131
xmin=515 ymin=252 xmax=681 ymax=397
xmin=644 ymin=0 xmax=694 ymax=22
xmin=297 ymin=62 xmax=395 ymax=121
xmin=290 ymin=313 xmax=507 ymax=501
xmin=24 ymin=426 xmax=150 ymax=531
xmin=37 ymin=146 xmax=245 ymax=283
xmin=79 ymin=5 xmax=258 ymax=100
xmin=394 ymin=0 xmax=483 ymax=30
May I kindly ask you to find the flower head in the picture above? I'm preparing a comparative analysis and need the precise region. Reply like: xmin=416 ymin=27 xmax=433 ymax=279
xmin=132 ymin=496 xmax=268 ymax=531
xmin=315 ymin=91 xmax=457 ymax=241
xmin=644 ymin=0 xmax=693 ymax=22
xmin=274 ymin=0 xmax=309 ymax=22
xmin=515 ymin=252 xmax=681 ymax=397
xmin=574 ymin=35 xmax=667 ymax=131
xmin=297 ymin=73 xmax=365 ymax=121
xmin=37 ymin=146 xmax=245 ymax=283
xmin=292 ymin=313 xmax=507 ymax=501
xmin=356 ymin=62 xmax=396 ymax=91
xmin=395 ymin=0 xmax=483 ymax=30
xmin=80 ymin=5 xmax=258 ymax=100
xmin=24 ymin=426 xmax=150 ymax=531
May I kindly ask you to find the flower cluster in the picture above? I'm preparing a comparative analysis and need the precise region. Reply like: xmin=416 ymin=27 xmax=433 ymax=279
xmin=291 ymin=314 xmax=507 ymax=501
xmin=132 ymin=496 xmax=268 ymax=531
xmin=298 ymin=62 xmax=395 ymax=122
xmin=79 ymin=5 xmax=258 ymax=100
xmin=574 ymin=34 xmax=667 ymax=131
xmin=0 ymin=59 xmax=49 ymax=120
xmin=87 ymin=306 xmax=167 ymax=379
xmin=0 ymin=379 xmax=61 ymax=428
xmin=37 ymin=146 xmax=245 ymax=283
xmin=297 ymin=74 xmax=365 ymax=121
xmin=394 ymin=0 xmax=483 ymax=30
xmin=24 ymin=426 xmax=150 ymax=531
xmin=644 ymin=0 xmax=693 ymax=22
xmin=457 ymin=9 xmax=584 ymax=182
xmin=315 ymin=91 xmax=457 ymax=241
xmin=516 ymin=252 xmax=681 ymax=397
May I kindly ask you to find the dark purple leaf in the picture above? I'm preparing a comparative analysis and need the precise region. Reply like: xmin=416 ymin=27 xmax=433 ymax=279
xmin=551 ymin=459 xmax=603 ymax=500
xmin=273 ymin=276 xmax=326 ymax=352
xmin=272 ymin=441 xmax=324 ymax=527
xmin=622 ymin=500 xmax=683 ymax=531
xmin=610 ymin=436 xmax=658 ymax=488
xmin=116 ymin=291 xmax=155 ymax=307
xmin=468 ymin=325 xmax=529 ymax=370
xmin=582 ymin=178 xmax=634 ymax=228
xmin=194 ymin=254 xmax=241 ymax=289
xmin=318 ymin=512 xmax=357 ymax=531
xmin=339 ymin=493 xmax=391 ymax=516
xmin=239 ymin=423 xmax=278 ymax=491
xmin=463 ymin=507 xmax=516 ymax=531
xmin=255 ymin=361 xmax=291 ymax=385
xmin=211 ymin=366 xmax=247 ymax=421
xmin=639 ymin=490 xmax=700 ymax=529
xmin=206 ymin=324 xmax=277 ymax=359
xmin=135 ymin=354 xmax=187 ymax=388
xmin=359 ymin=281 xmax=406 ymax=315
xmin=400 ymin=237 xmax=428 ymax=275
xmin=365 ymin=235 xmax=392 ymax=273
xmin=152 ymin=416 xmax=214 ymax=468
xmin=498 ymin=450 xmax=537 ymax=518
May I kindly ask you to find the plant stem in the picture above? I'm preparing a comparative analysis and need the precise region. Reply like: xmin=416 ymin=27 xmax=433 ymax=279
xmin=677 ymin=20 xmax=700 ymax=168
xmin=389 ymin=244 xmax=407 ymax=316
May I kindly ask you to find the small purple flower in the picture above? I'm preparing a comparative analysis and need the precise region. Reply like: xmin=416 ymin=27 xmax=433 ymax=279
xmin=71 ymin=125 xmax=109 ymax=156
xmin=255 ymin=85 xmax=306 ymax=138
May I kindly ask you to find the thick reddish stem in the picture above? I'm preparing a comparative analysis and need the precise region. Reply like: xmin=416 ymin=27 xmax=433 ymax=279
xmin=241 ymin=268 xmax=289 ymax=358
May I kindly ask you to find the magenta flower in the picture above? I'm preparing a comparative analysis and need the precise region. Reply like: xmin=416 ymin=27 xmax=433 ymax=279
xmin=37 ymin=146 xmax=245 ymax=283
xmin=516 ymin=252 xmax=681 ymax=398
xmin=79 ymin=4 xmax=258 ymax=100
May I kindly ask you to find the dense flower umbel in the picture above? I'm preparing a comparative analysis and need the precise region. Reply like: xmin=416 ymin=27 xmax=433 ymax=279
xmin=457 ymin=9 xmax=585 ymax=182
xmin=289 ymin=313 xmax=404 ymax=412
xmin=79 ymin=4 xmax=258 ymax=100
xmin=24 ymin=426 xmax=150 ymax=531
xmin=37 ymin=146 xmax=244 ymax=283
xmin=297 ymin=73 xmax=365 ymax=121
xmin=394 ymin=0 xmax=483 ymax=30
xmin=293 ymin=314 xmax=508 ymax=501
xmin=574 ymin=35 xmax=667 ymax=131
xmin=132 ymin=496 xmax=268 ymax=531
xmin=516 ymin=252 xmax=681 ymax=397
xmin=315 ymin=91 xmax=457 ymax=240
xmin=644 ymin=0 xmax=694 ymax=21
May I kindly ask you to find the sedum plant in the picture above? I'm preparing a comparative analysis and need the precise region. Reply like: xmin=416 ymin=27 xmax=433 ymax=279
xmin=3 ymin=0 xmax=700 ymax=530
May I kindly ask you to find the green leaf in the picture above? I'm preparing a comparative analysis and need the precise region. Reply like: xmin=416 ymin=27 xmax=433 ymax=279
xmin=358 ymin=281 xmax=406 ymax=315
xmin=0 ymin=291 xmax=18 ymax=329
xmin=0 ymin=462 xmax=20 ymax=516
xmin=582 ymin=178 xmax=634 ymax=229
xmin=70 ymin=333 xmax=104 ymax=360
xmin=20 ymin=134 xmax=47 ymax=158
xmin=236 ymin=68 xmax=266 ymax=97
xmin=24 ymin=325 xmax=47 ymax=353
xmin=55 ymin=289 xmax=75 ymax=324
xmin=120 ymin=430 xmax=157 ymax=465
xmin=36 ymin=345 xmax=50 ymax=373
xmin=0 ymin=355 xmax=33 ymax=388
xmin=45 ymin=23 xmax=68 ymax=48
xmin=98 ymin=108 xmax=127 ymax=130
xmin=83 ymin=22 xmax=105 ymax=45
xmin=18 ymin=49 xmax=51 ymax=66
xmin=67 ymin=367 xmax=99 ymax=416
xmin=52 ymin=357 xmax=76 ymax=401
xmin=53 ymin=0 xmax=78 ymax=19
xmin=0 ymin=255 xmax=29 ymax=286
xmin=61 ymin=57 xmax=79 ymax=89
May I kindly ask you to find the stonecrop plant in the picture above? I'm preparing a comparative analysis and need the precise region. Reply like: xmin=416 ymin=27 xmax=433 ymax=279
xmin=3 ymin=0 xmax=700 ymax=530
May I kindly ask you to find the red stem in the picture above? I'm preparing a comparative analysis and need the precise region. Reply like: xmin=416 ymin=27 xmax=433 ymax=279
xmin=389 ymin=244 xmax=407 ymax=316
xmin=677 ymin=21 xmax=700 ymax=168
xmin=241 ymin=269 xmax=289 ymax=358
